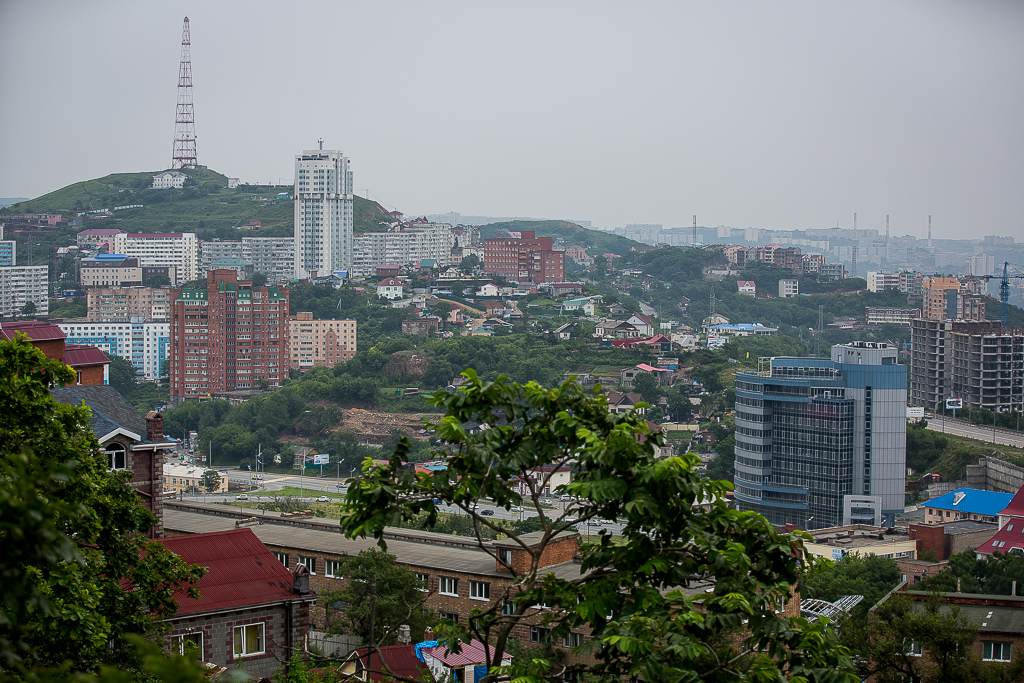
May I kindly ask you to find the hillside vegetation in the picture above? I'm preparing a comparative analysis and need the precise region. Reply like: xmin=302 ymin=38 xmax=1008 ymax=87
xmin=480 ymin=220 xmax=642 ymax=255
xmin=3 ymin=168 xmax=392 ymax=241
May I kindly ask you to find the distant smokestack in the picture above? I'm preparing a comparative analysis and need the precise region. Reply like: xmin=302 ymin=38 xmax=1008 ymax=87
xmin=928 ymin=215 xmax=932 ymax=248
xmin=853 ymin=213 xmax=857 ymax=232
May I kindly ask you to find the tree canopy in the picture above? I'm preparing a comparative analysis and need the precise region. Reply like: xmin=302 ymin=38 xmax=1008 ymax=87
xmin=0 ymin=334 xmax=203 ymax=678
xmin=339 ymin=372 xmax=855 ymax=682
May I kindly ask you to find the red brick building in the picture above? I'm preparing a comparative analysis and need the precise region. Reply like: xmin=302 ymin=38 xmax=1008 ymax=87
xmin=169 ymin=270 xmax=289 ymax=401
xmin=50 ymin=385 xmax=172 ymax=536
xmin=482 ymin=230 xmax=564 ymax=284
xmin=1 ymin=320 xmax=110 ymax=385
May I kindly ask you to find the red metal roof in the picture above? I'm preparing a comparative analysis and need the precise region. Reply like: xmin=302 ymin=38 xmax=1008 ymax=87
xmin=999 ymin=484 xmax=1024 ymax=517
xmin=158 ymin=528 xmax=301 ymax=616
xmin=351 ymin=645 xmax=430 ymax=681
xmin=976 ymin=517 xmax=1024 ymax=556
xmin=425 ymin=640 xmax=509 ymax=668
xmin=62 ymin=345 xmax=110 ymax=368
xmin=0 ymin=321 xmax=65 ymax=342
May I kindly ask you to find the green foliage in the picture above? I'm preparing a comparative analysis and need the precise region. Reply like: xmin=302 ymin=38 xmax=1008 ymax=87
xmin=479 ymin=220 xmax=642 ymax=256
xmin=47 ymin=298 xmax=87 ymax=319
xmin=631 ymin=372 xmax=661 ymax=405
xmin=201 ymin=469 xmax=222 ymax=492
xmin=459 ymin=254 xmax=481 ymax=271
xmin=803 ymin=554 xmax=903 ymax=616
xmin=840 ymin=594 xmax=1022 ymax=683
xmin=0 ymin=335 xmax=204 ymax=677
xmin=251 ymin=272 xmax=268 ymax=288
xmin=906 ymin=421 xmax=950 ymax=474
xmin=918 ymin=550 xmax=1024 ymax=595
xmin=323 ymin=549 xmax=433 ymax=646
xmin=340 ymin=372 xmax=855 ymax=682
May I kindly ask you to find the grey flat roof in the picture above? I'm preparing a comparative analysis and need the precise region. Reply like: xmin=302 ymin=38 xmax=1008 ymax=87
xmin=940 ymin=520 xmax=998 ymax=534
xmin=163 ymin=506 xmax=584 ymax=581
xmin=909 ymin=600 xmax=1024 ymax=634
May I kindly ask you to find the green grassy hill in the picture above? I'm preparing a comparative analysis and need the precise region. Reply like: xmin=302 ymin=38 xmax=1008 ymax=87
xmin=479 ymin=220 xmax=642 ymax=255
xmin=3 ymin=169 xmax=391 ymax=241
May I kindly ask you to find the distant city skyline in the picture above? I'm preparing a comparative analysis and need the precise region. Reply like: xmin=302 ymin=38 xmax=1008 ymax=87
xmin=2 ymin=2 xmax=1022 ymax=241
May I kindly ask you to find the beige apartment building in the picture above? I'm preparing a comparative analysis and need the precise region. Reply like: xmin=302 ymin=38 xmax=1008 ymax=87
xmin=87 ymin=287 xmax=172 ymax=322
xmin=288 ymin=312 xmax=357 ymax=371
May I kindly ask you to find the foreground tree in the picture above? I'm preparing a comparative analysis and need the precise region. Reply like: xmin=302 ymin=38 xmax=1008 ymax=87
xmin=321 ymin=549 xmax=433 ymax=646
xmin=341 ymin=372 xmax=855 ymax=682
xmin=0 ymin=335 xmax=204 ymax=679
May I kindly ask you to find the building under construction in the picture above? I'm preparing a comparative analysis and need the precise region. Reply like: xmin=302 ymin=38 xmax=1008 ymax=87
xmin=910 ymin=318 xmax=1024 ymax=413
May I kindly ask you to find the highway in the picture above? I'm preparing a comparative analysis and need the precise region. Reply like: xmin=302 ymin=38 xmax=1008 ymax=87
xmin=925 ymin=417 xmax=1024 ymax=449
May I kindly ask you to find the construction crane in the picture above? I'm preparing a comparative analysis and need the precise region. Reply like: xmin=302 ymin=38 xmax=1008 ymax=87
xmin=974 ymin=262 xmax=1024 ymax=327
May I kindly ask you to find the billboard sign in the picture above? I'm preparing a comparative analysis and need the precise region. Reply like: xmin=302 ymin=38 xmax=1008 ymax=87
xmin=945 ymin=398 xmax=963 ymax=410
xmin=906 ymin=407 xmax=925 ymax=419
xmin=312 ymin=454 xmax=330 ymax=465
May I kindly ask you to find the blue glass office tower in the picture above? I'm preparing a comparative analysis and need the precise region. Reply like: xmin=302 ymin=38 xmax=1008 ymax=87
xmin=733 ymin=342 xmax=907 ymax=529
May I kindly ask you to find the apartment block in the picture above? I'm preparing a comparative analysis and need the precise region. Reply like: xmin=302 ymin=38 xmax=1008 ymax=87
xmin=866 ymin=271 xmax=901 ymax=293
xmin=169 ymin=270 xmax=289 ymax=400
xmin=0 ymin=225 xmax=15 ymax=266
xmin=201 ymin=237 xmax=296 ymax=284
xmin=0 ymin=265 xmax=48 ymax=317
xmin=351 ymin=222 xmax=454 ymax=276
xmin=79 ymin=254 xmax=142 ymax=288
xmin=923 ymin=276 xmax=967 ymax=320
xmin=909 ymin=318 xmax=952 ymax=411
xmin=87 ymin=287 xmax=172 ymax=322
xmin=733 ymin=342 xmax=907 ymax=529
xmin=59 ymin=318 xmax=171 ymax=381
xmin=113 ymin=232 xmax=199 ymax=284
xmin=778 ymin=278 xmax=799 ymax=298
xmin=865 ymin=307 xmax=921 ymax=326
xmin=294 ymin=150 xmax=353 ymax=278
xmin=482 ymin=230 xmax=565 ymax=284
xmin=288 ymin=312 xmax=356 ymax=370
xmin=76 ymin=228 xmax=125 ymax=251
xmin=948 ymin=321 xmax=1024 ymax=413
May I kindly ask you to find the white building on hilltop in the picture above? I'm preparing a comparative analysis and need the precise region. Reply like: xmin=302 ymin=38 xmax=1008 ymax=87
xmin=294 ymin=149 xmax=354 ymax=279
xmin=152 ymin=171 xmax=188 ymax=189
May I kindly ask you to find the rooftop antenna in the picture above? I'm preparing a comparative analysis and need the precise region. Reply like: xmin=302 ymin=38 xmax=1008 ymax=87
xmin=171 ymin=17 xmax=198 ymax=169
xmin=928 ymin=215 xmax=932 ymax=248
xmin=709 ymin=286 xmax=716 ymax=321
xmin=318 ymin=138 xmax=323 ymax=151
xmin=851 ymin=246 xmax=858 ymax=279
xmin=693 ymin=215 xmax=697 ymax=248
xmin=854 ymin=212 xmax=857 ymax=232
xmin=885 ymin=214 xmax=890 ymax=262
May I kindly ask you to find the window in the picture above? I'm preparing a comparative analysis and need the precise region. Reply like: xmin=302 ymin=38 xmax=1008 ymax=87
xmin=298 ymin=556 xmax=316 ymax=574
xmin=438 ymin=611 xmax=459 ymax=623
xmin=906 ymin=641 xmax=923 ymax=657
xmin=169 ymin=632 xmax=203 ymax=658
xmin=498 ymin=548 xmax=513 ymax=566
xmin=439 ymin=577 xmax=459 ymax=596
xmin=470 ymin=581 xmax=490 ymax=600
xmin=984 ymin=642 xmax=1012 ymax=662
xmin=563 ymin=632 xmax=583 ymax=648
xmin=274 ymin=552 xmax=289 ymax=567
xmin=325 ymin=560 xmax=342 ymax=578
xmin=232 ymin=623 xmax=265 ymax=657
xmin=107 ymin=444 xmax=127 ymax=470
xmin=502 ymin=600 xmax=517 ymax=616
xmin=530 ymin=626 xmax=551 ymax=643
xmin=415 ymin=572 xmax=429 ymax=591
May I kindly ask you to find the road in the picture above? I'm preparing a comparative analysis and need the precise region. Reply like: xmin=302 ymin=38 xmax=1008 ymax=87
xmin=925 ymin=417 xmax=1024 ymax=449
xmin=639 ymin=301 xmax=657 ymax=317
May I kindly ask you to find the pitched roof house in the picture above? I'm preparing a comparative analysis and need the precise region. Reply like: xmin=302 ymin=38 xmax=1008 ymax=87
xmin=158 ymin=528 xmax=316 ymax=678
xmin=1 ymin=320 xmax=111 ymax=385
xmin=51 ymin=385 xmax=172 ymax=535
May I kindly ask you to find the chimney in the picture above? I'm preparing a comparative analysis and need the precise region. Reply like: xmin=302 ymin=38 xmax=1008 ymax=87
xmin=397 ymin=625 xmax=412 ymax=645
xmin=292 ymin=563 xmax=311 ymax=595
xmin=145 ymin=411 xmax=164 ymax=441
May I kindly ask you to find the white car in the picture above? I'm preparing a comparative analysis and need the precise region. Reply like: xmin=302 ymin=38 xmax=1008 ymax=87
xmin=235 ymin=494 xmax=249 ymax=501
xmin=316 ymin=496 xmax=330 ymax=503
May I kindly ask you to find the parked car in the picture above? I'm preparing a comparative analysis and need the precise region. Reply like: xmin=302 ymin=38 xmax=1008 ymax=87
xmin=480 ymin=509 xmax=495 ymax=516
xmin=235 ymin=494 xmax=249 ymax=501
xmin=316 ymin=496 xmax=330 ymax=502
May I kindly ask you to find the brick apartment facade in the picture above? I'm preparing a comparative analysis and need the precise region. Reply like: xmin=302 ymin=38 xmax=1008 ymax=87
xmin=169 ymin=270 xmax=289 ymax=401
xmin=288 ymin=312 xmax=356 ymax=371
xmin=482 ymin=230 xmax=565 ymax=284
xmin=1 ymin=320 xmax=110 ymax=386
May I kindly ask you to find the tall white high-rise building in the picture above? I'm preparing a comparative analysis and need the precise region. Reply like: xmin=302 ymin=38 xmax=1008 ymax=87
xmin=294 ymin=149 xmax=353 ymax=278
xmin=112 ymin=232 xmax=198 ymax=284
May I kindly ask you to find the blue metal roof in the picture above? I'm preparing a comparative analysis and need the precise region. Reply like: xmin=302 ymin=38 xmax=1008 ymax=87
xmin=923 ymin=488 xmax=1013 ymax=516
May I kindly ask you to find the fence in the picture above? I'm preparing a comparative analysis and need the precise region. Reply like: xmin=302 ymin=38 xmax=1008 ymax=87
xmin=308 ymin=630 xmax=362 ymax=658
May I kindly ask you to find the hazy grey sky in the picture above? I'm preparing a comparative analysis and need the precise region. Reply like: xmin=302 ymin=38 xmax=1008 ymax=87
xmin=2 ymin=1 xmax=1022 ymax=239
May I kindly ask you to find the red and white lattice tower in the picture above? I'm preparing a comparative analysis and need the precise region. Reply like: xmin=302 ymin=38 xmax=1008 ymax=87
xmin=171 ymin=17 xmax=197 ymax=169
